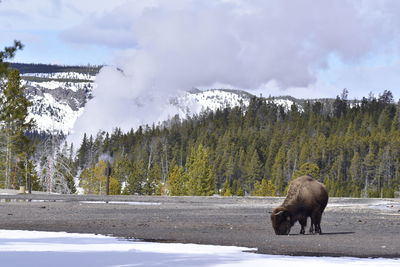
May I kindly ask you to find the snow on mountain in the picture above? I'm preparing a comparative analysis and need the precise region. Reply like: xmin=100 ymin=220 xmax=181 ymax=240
xmin=170 ymin=89 xmax=253 ymax=117
xmin=24 ymin=83 xmax=295 ymax=134
xmin=18 ymin=67 xmax=96 ymax=134
xmin=21 ymin=69 xmax=259 ymax=134
xmin=25 ymin=80 xmax=94 ymax=92
xmin=27 ymin=93 xmax=85 ymax=134
xmin=272 ymin=98 xmax=296 ymax=111
xmin=13 ymin=64 xmax=298 ymax=135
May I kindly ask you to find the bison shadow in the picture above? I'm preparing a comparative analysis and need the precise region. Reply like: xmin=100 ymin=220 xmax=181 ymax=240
xmin=288 ymin=231 xmax=355 ymax=236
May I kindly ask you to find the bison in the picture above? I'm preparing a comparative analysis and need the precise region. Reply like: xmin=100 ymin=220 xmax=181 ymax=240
xmin=271 ymin=175 xmax=328 ymax=235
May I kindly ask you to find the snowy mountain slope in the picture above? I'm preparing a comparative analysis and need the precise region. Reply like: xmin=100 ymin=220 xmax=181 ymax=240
xmin=14 ymin=63 xmax=258 ymax=134
xmin=170 ymin=89 xmax=253 ymax=117
xmin=170 ymin=89 xmax=298 ymax=117
xmin=27 ymin=93 xmax=85 ymax=134
xmin=11 ymin=64 xmax=300 ymax=134
xmin=8 ymin=63 xmax=98 ymax=134
xmin=23 ymin=74 xmax=95 ymax=134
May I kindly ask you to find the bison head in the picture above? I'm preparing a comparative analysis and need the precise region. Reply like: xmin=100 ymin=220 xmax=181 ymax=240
xmin=271 ymin=208 xmax=292 ymax=235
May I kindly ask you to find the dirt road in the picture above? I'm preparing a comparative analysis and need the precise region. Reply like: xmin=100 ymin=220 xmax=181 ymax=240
xmin=0 ymin=194 xmax=399 ymax=258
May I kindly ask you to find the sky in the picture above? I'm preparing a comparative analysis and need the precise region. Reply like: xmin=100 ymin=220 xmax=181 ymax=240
xmin=1 ymin=229 xmax=399 ymax=267
xmin=2 ymin=0 xmax=400 ymax=100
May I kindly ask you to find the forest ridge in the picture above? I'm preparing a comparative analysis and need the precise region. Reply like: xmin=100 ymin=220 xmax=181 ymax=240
xmin=74 ymin=89 xmax=400 ymax=198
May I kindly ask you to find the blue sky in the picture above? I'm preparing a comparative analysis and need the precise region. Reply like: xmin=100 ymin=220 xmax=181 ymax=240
xmin=0 ymin=0 xmax=122 ymax=65
xmin=2 ymin=30 xmax=112 ymax=65
xmin=2 ymin=0 xmax=400 ymax=100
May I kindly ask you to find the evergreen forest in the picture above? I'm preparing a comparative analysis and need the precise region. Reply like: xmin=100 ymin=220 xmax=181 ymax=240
xmin=75 ymin=89 xmax=400 ymax=198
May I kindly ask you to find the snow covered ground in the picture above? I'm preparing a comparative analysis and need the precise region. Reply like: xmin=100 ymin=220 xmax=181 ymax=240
xmin=0 ymin=230 xmax=398 ymax=267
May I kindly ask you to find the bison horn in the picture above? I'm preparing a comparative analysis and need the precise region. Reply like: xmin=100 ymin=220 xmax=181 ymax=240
xmin=275 ymin=210 xmax=285 ymax=216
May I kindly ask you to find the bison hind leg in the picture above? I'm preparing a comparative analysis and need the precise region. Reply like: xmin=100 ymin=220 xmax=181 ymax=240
xmin=310 ymin=210 xmax=323 ymax=235
xmin=299 ymin=216 xmax=307 ymax=235
xmin=315 ymin=224 xmax=322 ymax=234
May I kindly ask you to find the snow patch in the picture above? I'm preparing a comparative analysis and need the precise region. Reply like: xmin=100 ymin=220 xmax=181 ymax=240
xmin=0 ymin=230 xmax=398 ymax=267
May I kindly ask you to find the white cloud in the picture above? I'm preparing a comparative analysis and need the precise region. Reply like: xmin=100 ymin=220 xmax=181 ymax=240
xmin=0 ymin=0 xmax=129 ymax=31
xmin=63 ymin=0 xmax=400 ymax=89
xmin=64 ymin=0 xmax=400 ymax=141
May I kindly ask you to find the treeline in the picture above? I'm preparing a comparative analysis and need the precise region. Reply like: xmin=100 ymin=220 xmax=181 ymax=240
xmin=10 ymin=63 xmax=101 ymax=75
xmin=76 ymin=89 xmax=400 ymax=198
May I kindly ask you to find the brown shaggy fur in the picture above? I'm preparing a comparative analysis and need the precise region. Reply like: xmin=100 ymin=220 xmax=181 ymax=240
xmin=271 ymin=175 xmax=328 ymax=235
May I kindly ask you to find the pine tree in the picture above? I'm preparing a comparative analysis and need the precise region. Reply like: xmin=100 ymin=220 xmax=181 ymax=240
xmin=221 ymin=178 xmax=233 ymax=196
xmin=112 ymin=154 xmax=130 ymax=191
xmin=271 ymin=146 xmax=286 ymax=195
xmin=224 ymin=154 xmax=235 ymax=185
xmin=349 ymin=151 xmax=362 ymax=197
xmin=363 ymin=146 xmax=377 ymax=197
xmin=109 ymin=176 xmax=121 ymax=195
xmin=231 ymin=179 xmax=244 ymax=196
xmin=167 ymin=164 xmax=188 ymax=196
xmin=187 ymin=144 xmax=215 ymax=196
xmin=125 ymin=160 xmax=146 ymax=195
xmin=376 ymin=147 xmax=393 ymax=198
xmin=143 ymin=162 xmax=162 ymax=195
xmin=26 ymin=160 xmax=41 ymax=192
xmin=61 ymin=142 xmax=77 ymax=193
xmin=0 ymin=41 xmax=23 ymax=75
xmin=292 ymin=162 xmax=320 ymax=179
xmin=244 ymin=148 xmax=263 ymax=191
xmin=298 ymin=142 xmax=312 ymax=166
xmin=252 ymin=179 xmax=276 ymax=196
xmin=0 ymin=69 xmax=34 ymax=189
xmin=79 ymin=160 xmax=120 ymax=194
xmin=77 ymin=133 xmax=89 ymax=169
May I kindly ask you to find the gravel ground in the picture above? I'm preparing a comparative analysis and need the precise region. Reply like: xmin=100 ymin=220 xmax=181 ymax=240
xmin=0 ymin=193 xmax=399 ymax=258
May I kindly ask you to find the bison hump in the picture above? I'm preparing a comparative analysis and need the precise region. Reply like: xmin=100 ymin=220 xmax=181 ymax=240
xmin=283 ymin=176 xmax=319 ymax=204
